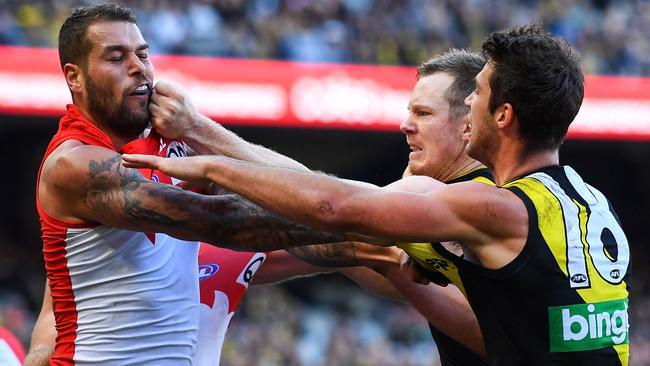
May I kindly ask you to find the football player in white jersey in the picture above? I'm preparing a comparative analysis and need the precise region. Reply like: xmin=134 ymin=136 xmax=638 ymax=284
xmin=35 ymin=4 xmax=393 ymax=365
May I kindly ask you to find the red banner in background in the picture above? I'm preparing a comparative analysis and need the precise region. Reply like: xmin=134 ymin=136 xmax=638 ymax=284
xmin=1 ymin=46 xmax=649 ymax=140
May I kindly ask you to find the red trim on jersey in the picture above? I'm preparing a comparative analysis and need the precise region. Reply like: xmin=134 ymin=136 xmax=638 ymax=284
xmin=37 ymin=105 xmax=189 ymax=365
xmin=36 ymin=105 xmax=122 ymax=365
xmin=0 ymin=326 xmax=25 ymax=363
xmin=36 ymin=105 xmax=116 ymax=365
xmin=119 ymin=129 xmax=172 ymax=183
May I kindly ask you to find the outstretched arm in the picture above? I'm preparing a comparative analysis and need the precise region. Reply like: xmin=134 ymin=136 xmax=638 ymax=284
xmin=252 ymin=250 xmax=404 ymax=301
xmin=252 ymin=250 xmax=331 ymax=285
xmin=24 ymin=281 xmax=55 ymax=366
xmin=383 ymin=265 xmax=486 ymax=357
xmin=40 ymin=142 xmax=354 ymax=252
xmin=286 ymin=242 xmax=401 ymax=268
xmin=149 ymin=80 xmax=308 ymax=171
xmin=122 ymin=154 xmax=526 ymax=249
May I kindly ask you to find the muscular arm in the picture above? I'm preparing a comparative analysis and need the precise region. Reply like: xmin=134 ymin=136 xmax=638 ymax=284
xmin=24 ymin=281 xmax=55 ymax=366
xmin=286 ymin=242 xmax=401 ymax=267
xmin=338 ymin=266 xmax=404 ymax=301
xmin=253 ymin=251 xmax=404 ymax=301
xmin=40 ymin=143 xmax=352 ymax=252
xmin=252 ymin=250 xmax=332 ymax=285
xmin=383 ymin=266 xmax=486 ymax=357
xmin=122 ymin=154 xmax=527 ymax=266
xmin=149 ymin=80 xmax=308 ymax=171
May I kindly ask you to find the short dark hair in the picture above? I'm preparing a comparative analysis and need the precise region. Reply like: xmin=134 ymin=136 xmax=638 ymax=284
xmin=482 ymin=25 xmax=584 ymax=152
xmin=58 ymin=4 xmax=137 ymax=70
xmin=417 ymin=49 xmax=485 ymax=122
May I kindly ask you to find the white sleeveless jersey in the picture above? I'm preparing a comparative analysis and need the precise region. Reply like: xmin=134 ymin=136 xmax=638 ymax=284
xmin=53 ymin=225 xmax=200 ymax=365
xmin=37 ymin=109 xmax=201 ymax=365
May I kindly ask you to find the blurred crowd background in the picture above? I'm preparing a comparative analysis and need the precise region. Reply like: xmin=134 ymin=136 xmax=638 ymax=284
xmin=1 ymin=0 xmax=649 ymax=75
xmin=1 ymin=0 xmax=649 ymax=365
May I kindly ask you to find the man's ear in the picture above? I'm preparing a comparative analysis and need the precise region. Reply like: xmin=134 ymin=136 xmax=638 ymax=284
xmin=494 ymin=102 xmax=515 ymax=129
xmin=63 ymin=63 xmax=83 ymax=94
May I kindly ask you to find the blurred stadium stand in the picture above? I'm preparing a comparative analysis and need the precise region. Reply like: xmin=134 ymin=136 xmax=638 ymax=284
xmin=0 ymin=1 xmax=649 ymax=365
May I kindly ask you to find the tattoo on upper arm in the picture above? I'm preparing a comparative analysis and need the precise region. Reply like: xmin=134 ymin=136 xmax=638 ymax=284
xmin=287 ymin=242 xmax=361 ymax=267
xmin=85 ymin=154 xmax=181 ymax=226
xmin=85 ymin=156 xmax=131 ymax=211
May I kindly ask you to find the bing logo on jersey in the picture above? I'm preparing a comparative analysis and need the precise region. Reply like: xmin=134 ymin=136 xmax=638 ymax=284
xmin=548 ymin=299 xmax=629 ymax=353
xmin=199 ymin=264 xmax=220 ymax=281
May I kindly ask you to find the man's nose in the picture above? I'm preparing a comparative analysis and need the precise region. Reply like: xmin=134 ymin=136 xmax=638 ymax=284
xmin=464 ymin=92 xmax=474 ymax=107
xmin=127 ymin=53 xmax=146 ymax=75
xmin=400 ymin=116 xmax=416 ymax=134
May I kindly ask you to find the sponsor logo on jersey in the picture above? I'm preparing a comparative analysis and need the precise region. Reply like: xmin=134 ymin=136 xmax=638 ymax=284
xmin=199 ymin=264 xmax=220 ymax=281
xmin=548 ymin=299 xmax=628 ymax=353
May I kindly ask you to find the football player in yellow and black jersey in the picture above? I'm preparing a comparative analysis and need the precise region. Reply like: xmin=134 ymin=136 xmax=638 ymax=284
xmin=391 ymin=50 xmax=491 ymax=366
xmin=124 ymin=26 xmax=630 ymax=365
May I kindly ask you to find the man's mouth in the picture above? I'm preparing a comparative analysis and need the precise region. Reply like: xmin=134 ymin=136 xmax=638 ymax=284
xmin=408 ymin=143 xmax=423 ymax=159
xmin=130 ymin=84 xmax=151 ymax=96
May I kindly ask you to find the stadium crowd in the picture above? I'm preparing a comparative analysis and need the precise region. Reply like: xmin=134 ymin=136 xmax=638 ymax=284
xmin=0 ymin=0 xmax=649 ymax=75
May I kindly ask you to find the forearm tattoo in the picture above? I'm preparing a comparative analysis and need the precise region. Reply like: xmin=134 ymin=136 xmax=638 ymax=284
xmin=203 ymin=194 xmax=348 ymax=251
xmin=206 ymin=181 xmax=231 ymax=195
xmin=287 ymin=242 xmax=362 ymax=267
xmin=84 ymin=154 xmax=346 ymax=251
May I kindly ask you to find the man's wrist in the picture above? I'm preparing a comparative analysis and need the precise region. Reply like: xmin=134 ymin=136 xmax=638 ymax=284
xmin=180 ymin=112 xmax=207 ymax=143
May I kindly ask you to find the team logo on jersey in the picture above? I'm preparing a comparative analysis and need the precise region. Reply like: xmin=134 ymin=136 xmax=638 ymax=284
xmin=548 ymin=299 xmax=628 ymax=353
xmin=166 ymin=141 xmax=188 ymax=158
xmin=425 ymin=258 xmax=450 ymax=271
xmin=150 ymin=174 xmax=160 ymax=182
xmin=199 ymin=264 xmax=220 ymax=281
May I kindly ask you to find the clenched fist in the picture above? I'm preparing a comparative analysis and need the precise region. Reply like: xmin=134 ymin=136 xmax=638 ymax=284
xmin=149 ymin=80 xmax=199 ymax=139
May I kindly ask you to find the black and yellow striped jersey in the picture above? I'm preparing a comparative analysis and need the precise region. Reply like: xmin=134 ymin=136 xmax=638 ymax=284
xmin=397 ymin=167 xmax=493 ymax=366
xmin=401 ymin=165 xmax=630 ymax=365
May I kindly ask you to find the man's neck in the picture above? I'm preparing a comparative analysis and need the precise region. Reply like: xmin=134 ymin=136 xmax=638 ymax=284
xmin=490 ymin=148 xmax=559 ymax=186
xmin=76 ymin=104 xmax=135 ymax=150
xmin=444 ymin=159 xmax=486 ymax=183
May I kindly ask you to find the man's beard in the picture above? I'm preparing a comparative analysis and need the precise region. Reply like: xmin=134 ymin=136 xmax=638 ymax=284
xmin=85 ymin=75 xmax=150 ymax=138
xmin=466 ymin=117 xmax=499 ymax=166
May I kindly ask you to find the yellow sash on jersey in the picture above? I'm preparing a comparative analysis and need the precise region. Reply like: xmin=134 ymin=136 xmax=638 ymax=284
xmin=397 ymin=168 xmax=494 ymax=298
xmin=397 ymin=242 xmax=469 ymax=296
